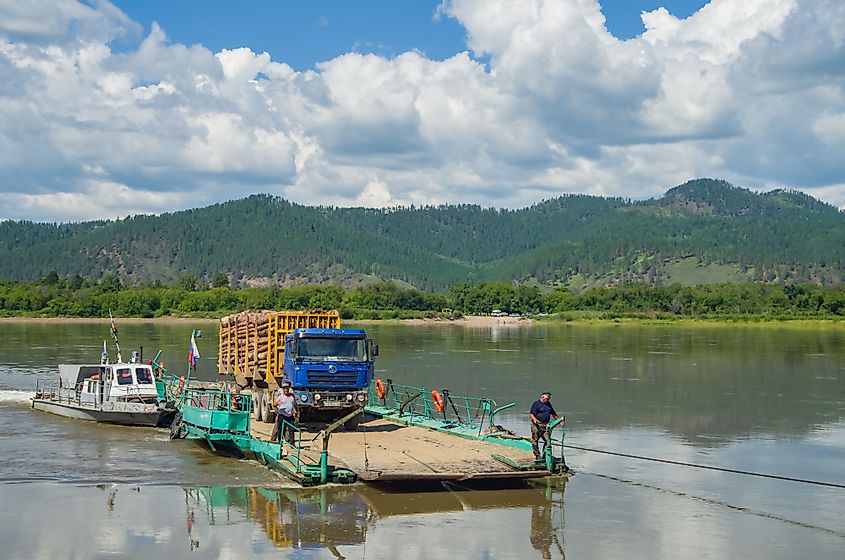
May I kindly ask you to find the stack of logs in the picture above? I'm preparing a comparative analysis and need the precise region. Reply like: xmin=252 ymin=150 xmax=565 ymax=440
xmin=218 ymin=310 xmax=340 ymax=380
xmin=219 ymin=311 xmax=275 ymax=379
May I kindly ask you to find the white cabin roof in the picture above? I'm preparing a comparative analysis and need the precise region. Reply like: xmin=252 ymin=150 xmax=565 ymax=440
xmin=58 ymin=363 xmax=153 ymax=387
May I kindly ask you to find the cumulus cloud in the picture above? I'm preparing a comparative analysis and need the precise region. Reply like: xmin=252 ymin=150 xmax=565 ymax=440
xmin=0 ymin=0 xmax=843 ymax=221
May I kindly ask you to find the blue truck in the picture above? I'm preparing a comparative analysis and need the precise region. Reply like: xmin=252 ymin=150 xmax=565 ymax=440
xmin=218 ymin=311 xmax=377 ymax=430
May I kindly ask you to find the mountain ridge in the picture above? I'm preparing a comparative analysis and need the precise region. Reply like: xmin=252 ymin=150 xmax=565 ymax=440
xmin=1 ymin=179 xmax=842 ymax=290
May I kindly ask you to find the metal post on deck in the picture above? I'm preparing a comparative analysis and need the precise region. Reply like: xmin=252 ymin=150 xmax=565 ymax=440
xmin=545 ymin=416 xmax=567 ymax=473
xmin=386 ymin=378 xmax=396 ymax=409
xmin=319 ymin=451 xmax=329 ymax=484
xmin=319 ymin=407 xmax=364 ymax=483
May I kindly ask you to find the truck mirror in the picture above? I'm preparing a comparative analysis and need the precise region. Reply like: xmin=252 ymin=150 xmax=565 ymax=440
xmin=372 ymin=344 xmax=379 ymax=357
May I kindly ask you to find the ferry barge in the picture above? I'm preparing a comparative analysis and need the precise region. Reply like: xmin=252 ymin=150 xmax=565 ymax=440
xmin=169 ymin=378 xmax=570 ymax=487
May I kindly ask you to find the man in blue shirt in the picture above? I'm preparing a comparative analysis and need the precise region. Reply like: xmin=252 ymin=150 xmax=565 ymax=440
xmin=529 ymin=392 xmax=558 ymax=459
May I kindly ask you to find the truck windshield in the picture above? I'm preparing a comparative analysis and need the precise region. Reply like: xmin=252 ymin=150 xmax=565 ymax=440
xmin=295 ymin=337 xmax=366 ymax=361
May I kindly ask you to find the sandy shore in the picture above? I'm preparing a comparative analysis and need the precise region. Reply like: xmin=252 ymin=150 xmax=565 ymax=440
xmin=395 ymin=315 xmax=533 ymax=327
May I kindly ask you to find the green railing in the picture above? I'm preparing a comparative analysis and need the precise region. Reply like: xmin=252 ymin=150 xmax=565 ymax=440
xmin=181 ymin=388 xmax=252 ymax=435
xmin=278 ymin=418 xmax=305 ymax=473
xmin=368 ymin=379 xmax=516 ymax=436
xmin=542 ymin=416 xmax=568 ymax=473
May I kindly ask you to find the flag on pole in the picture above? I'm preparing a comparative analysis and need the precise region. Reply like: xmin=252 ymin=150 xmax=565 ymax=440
xmin=189 ymin=332 xmax=201 ymax=370
xmin=109 ymin=310 xmax=118 ymax=341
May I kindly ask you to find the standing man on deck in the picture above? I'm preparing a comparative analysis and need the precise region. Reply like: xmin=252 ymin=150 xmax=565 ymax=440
xmin=529 ymin=392 xmax=558 ymax=460
xmin=271 ymin=380 xmax=300 ymax=445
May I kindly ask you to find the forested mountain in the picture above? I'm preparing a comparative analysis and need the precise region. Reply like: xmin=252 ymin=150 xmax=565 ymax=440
xmin=1 ymin=179 xmax=843 ymax=290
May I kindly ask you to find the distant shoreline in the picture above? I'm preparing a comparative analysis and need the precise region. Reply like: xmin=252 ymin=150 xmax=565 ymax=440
xmin=1 ymin=315 xmax=842 ymax=328
xmin=0 ymin=315 xmax=529 ymax=327
xmin=359 ymin=315 xmax=532 ymax=327
xmin=0 ymin=316 xmax=217 ymax=324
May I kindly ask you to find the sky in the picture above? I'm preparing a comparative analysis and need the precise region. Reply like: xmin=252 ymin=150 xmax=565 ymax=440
xmin=0 ymin=0 xmax=843 ymax=222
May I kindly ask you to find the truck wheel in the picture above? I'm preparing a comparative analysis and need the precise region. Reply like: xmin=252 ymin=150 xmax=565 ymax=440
xmin=263 ymin=397 xmax=275 ymax=423
xmin=343 ymin=415 xmax=360 ymax=431
xmin=253 ymin=392 xmax=264 ymax=422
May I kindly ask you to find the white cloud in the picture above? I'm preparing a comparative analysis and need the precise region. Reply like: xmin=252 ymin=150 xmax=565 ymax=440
xmin=0 ymin=0 xmax=843 ymax=221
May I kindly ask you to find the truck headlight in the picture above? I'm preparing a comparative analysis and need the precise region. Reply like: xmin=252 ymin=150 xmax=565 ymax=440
xmin=356 ymin=393 xmax=366 ymax=403
xmin=314 ymin=393 xmax=321 ymax=401
xmin=346 ymin=393 xmax=353 ymax=401
xmin=300 ymin=394 xmax=308 ymax=403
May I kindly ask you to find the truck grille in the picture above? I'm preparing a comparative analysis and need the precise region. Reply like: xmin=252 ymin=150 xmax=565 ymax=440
xmin=305 ymin=370 xmax=359 ymax=386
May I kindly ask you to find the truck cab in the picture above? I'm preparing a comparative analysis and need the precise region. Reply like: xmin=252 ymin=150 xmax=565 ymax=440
xmin=283 ymin=328 xmax=376 ymax=418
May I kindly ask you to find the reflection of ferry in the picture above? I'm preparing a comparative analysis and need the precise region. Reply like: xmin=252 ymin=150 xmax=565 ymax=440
xmin=188 ymin=481 xmax=567 ymax=556
xmin=188 ymin=486 xmax=368 ymax=552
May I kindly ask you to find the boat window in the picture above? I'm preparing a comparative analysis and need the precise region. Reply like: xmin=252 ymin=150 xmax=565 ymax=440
xmin=116 ymin=368 xmax=134 ymax=385
xmin=78 ymin=366 xmax=101 ymax=378
xmin=135 ymin=367 xmax=153 ymax=384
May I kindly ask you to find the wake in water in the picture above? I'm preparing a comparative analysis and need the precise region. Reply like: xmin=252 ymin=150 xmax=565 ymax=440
xmin=0 ymin=390 xmax=31 ymax=404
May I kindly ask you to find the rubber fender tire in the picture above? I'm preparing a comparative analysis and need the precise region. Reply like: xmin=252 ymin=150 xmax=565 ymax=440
xmin=169 ymin=411 xmax=184 ymax=440
xmin=253 ymin=391 xmax=264 ymax=422
xmin=263 ymin=395 xmax=276 ymax=423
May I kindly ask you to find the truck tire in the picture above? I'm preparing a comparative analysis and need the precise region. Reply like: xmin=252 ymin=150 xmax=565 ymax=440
xmin=253 ymin=392 xmax=264 ymax=422
xmin=263 ymin=397 xmax=275 ymax=423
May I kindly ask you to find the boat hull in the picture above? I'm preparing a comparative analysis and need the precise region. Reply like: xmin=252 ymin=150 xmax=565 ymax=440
xmin=31 ymin=399 xmax=165 ymax=427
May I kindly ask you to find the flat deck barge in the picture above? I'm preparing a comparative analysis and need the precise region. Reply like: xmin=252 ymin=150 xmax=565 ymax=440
xmin=248 ymin=416 xmax=549 ymax=483
xmin=168 ymin=380 xmax=569 ymax=487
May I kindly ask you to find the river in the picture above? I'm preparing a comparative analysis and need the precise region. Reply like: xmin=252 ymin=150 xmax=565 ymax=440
xmin=0 ymin=320 xmax=843 ymax=559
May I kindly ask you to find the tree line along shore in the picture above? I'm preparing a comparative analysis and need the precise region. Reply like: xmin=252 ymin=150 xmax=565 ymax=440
xmin=1 ymin=272 xmax=845 ymax=323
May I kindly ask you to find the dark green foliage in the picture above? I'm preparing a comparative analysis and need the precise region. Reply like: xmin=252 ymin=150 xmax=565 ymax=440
xmin=3 ymin=276 xmax=844 ymax=320
xmin=211 ymin=273 xmax=229 ymax=288
xmin=0 ymin=179 xmax=843 ymax=289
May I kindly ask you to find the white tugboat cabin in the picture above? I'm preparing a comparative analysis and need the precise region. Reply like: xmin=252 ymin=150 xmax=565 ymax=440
xmin=32 ymin=350 xmax=167 ymax=427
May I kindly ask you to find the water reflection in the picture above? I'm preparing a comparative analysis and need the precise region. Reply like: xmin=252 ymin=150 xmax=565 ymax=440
xmin=190 ymin=481 xmax=568 ymax=558
xmin=188 ymin=486 xmax=368 ymax=553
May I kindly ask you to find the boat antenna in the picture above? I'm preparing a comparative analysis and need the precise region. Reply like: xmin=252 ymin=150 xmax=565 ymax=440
xmin=109 ymin=309 xmax=122 ymax=363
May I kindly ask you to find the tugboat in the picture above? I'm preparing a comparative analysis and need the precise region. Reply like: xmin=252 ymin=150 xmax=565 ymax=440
xmin=31 ymin=318 xmax=172 ymax=427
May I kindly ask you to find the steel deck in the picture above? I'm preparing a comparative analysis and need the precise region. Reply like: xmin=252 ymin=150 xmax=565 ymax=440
xmin=249 ymin=415 xmax=549 ymax=483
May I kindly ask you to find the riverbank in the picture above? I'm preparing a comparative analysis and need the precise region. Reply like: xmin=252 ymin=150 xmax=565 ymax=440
xmin=365 ymin=314 xmax=532 ymax=327
xmin=0 ymin=315 xmax=530 ymax=327
xmin=0 ymin=316 xmax=217 ymax=324
xmin=1 ymin=314 xmax=843 ymax=328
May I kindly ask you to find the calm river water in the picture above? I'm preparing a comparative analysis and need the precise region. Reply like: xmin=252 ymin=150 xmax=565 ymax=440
xmin=0 ymin=320 xmax=843 ymax=559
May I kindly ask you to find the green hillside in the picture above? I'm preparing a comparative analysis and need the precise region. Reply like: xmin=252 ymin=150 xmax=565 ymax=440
xmin=1 ymin=179 xmax=842 ymax=290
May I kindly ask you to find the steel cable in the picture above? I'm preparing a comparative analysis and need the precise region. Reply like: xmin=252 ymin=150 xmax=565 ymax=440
xmin=563 ymin=443 xmax=845 ymax=489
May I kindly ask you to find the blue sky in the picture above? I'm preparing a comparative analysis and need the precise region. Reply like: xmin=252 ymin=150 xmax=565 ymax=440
xmin=0 ymin=0 xmax=843 ymax=221
xmin=113 ymin=1 xmax=710 ymax=70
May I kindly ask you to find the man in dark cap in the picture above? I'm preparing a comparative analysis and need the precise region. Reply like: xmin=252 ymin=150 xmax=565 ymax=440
xmin=529 ymin=391 xmax=558 ymax=460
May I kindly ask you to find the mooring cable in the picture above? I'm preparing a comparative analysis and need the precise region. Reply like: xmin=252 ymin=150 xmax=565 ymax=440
xmin=579 ymin=469 xmax=845 ymax=538
xmin=562 ymin=443 xmax=845 ymax=489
